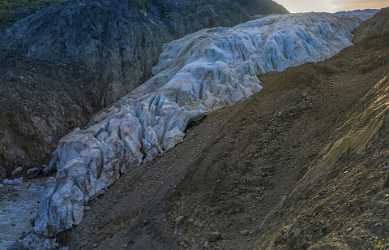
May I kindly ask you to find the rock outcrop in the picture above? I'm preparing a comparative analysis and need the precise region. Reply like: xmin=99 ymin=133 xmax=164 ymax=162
xmin=23 ymin=10 xmax=376 ymax=249
xmin=0 ymin=0 xmax=287 ymax=175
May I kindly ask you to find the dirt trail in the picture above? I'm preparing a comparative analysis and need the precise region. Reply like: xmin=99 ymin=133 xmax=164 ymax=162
xmin=64 ymin=10 xmax=389 ymax=250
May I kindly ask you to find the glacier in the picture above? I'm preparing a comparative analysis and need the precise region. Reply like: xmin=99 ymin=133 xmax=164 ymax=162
xmin=22 ymin=10 xmax=377 ymax=248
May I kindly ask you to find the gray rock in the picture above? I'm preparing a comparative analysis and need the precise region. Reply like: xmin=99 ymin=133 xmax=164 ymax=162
xmin=26 ymin=167 xmax=41 ymax=178
xmin=11 ymin=167 xmax=23 ymax=177
xmin=208 ymin=232 xmax=223 ymax=242
xmin=240 ymin=230 xmax=250 ymax=236
xmin=175 ymin=216 xmax=185 ymax=225
xmin=41 ymin=165 xmax=53 ymax=176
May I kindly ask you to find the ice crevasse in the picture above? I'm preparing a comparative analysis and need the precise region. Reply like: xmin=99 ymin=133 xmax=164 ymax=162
xmin=22 ymin=10 xmax=377 ymax=248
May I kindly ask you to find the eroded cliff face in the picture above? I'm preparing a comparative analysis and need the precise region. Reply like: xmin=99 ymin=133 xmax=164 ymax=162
xmin=0 ymin=0 xmax=287 ymax=176
xmin=20 ymin=10 xmax=377 ymax=249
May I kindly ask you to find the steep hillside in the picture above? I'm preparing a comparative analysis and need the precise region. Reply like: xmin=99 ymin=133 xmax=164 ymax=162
xmin=0 ymin=51 xmax=101 ymax=178
xmin=60 ymin=9 xmax=389 ymax=250
xmin=0 ymin=0 xmax=63 ymax=28
xmin=0 ymin=0 xmax=287 ymax=177
xmin=0 ymin=0 xmax=287 ymax=104
xmin=354 ymin=7 xmax=389 ymax=42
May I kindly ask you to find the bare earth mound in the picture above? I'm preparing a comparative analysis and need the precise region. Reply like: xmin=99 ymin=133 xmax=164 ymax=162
xmin=63 ymin=9 xmax=389 ymax=250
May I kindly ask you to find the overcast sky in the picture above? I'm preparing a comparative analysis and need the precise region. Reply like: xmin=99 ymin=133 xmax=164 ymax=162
xmin=276 ymin=0 xmax=389 ymax=12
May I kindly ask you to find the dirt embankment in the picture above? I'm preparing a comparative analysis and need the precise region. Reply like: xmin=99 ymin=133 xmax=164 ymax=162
xmin=64 ymin=9 xmax=389 ymax=250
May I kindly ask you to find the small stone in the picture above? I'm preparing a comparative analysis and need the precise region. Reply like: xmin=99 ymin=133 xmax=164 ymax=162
xmin=12 ymin=167 xmax=23 ymax=177
xmin=26 ymin=167 xmax=41 ymax=178
xmin=240 ymin=230 xmax=250 ymax=236
xmin=346 ymin=227 xmax=353 ymax=232
xmin=208 ymin=232 xmax=222 ymax=242
xmin=374 ymin=222 xmax=383 ymax=227
xmin=41 ymin=165 xmax=52 ymax=176
xmin=175 ymin=216 xmax=185 ymax=225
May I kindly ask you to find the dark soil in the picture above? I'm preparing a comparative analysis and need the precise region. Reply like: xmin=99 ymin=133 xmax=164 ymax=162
xmin=0 ymin=51 xmax=103 ymax=178
xmin=63 ymin=10 xmax=389 ymax=250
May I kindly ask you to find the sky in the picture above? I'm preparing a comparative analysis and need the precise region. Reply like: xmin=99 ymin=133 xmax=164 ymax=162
xmin=276 ymin=0 xmax=389 ymax=12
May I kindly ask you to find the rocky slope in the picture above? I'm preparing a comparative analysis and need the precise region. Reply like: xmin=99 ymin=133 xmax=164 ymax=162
xmin=0 ymin=0 xmax=287 ymax=105
xmin=0 ymin=51 xmax=102 ymax=179
xmin=0 ymin=0 xmax=63 ymax=28
xmin=0 ymin=0 xmax=287 ymax=176
xmin=61 ymin=8 xmax=389 ymax=250
xmin=19 ymin=10 xmax=377 ymax=249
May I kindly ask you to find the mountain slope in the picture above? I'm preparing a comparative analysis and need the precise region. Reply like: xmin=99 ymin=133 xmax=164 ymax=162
xmin=61 ymin=9 xmax=389 ymax=250
xmin=0 ymin=0 xmax=287 ymax=104
xmin=0 ymin=0 xmax=63 ymax=28
xmin=0 ymin=0 xmax=287 ymax=177
xmin=0 ymin=51 xmax=102 ymax=178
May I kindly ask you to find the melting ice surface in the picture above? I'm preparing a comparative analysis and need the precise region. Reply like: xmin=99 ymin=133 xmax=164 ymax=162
xmin=15 ymin=10 xmax=376 ymax=249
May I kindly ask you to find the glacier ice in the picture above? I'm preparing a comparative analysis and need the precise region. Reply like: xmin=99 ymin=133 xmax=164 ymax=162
xmin=23 ymin=10 xmax=377 ymax=248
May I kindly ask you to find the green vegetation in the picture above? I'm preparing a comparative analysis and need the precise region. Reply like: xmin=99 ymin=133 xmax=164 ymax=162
xmin=0 ymin=0 xmax=63 ymax=26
